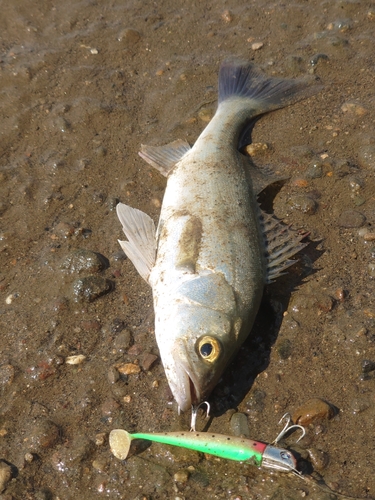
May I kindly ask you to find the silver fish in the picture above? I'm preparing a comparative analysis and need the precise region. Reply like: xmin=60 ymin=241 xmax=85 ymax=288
xmin=116 ymin=60 xmax=319 ymax=412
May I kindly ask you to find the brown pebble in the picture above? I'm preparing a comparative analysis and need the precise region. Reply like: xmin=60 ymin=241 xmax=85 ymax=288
xmin=117 ymin=363 xmax=141 ymax=375
xmin=292 ymin=398 xmax=335 ymax=426
xmin=316 ymin=294 xmax=334 ymax=313
xmin=0 ymin=462 xmax=12 ymax=493
xmin=334 ymin=288 xmax=346 ymax=301
xmin=95 ymin=433 xmax=106 ymax=446
xmin=101 ymin=398 xmax=120 ymax=416
xmin=81 ymin=320 xmax=101 ymax=331
xmin=338 ymin=209 xmax=366 ymax=228
xmin=117 ymin=28 xmax=141 ymax=44
xmin=307 ymin=447 xmax=330 ymax=471
xmin=28 ymin=419 xmax=60 ymax=453
xmin=108 ymin=366 xmax=120 ymax=384
xmin=127 ymin=344 xmax=143 ymax=356
xmin=363 ymin=232 xmax=375 ymax=241
xmin=141 ymin=353 xmax=158 ymax=371
xmin=221 ymin=9 xmax=232 ymax=22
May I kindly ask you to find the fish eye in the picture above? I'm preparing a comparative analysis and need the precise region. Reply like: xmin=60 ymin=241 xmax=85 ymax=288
xmin=196 ymin=336 xmax=222 ymax=363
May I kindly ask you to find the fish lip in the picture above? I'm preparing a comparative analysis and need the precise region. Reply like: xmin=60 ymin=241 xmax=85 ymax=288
xmin=172 ymin=348 xmax=202 ymax=412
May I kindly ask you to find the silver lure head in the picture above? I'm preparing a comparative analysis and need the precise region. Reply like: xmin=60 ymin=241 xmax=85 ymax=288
xmin=262 ymin=445 xmax=298 ymax=473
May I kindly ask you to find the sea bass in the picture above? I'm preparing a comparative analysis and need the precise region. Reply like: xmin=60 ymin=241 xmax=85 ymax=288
xmin=116 ymin=60 xmax=318 ymax=412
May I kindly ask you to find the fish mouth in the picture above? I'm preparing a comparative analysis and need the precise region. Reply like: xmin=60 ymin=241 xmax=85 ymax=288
xmin=172 ymin=349 xmax=202 ymax=412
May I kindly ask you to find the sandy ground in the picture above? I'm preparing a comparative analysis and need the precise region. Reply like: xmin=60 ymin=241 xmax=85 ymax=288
xmin=1 ymin=0 xmax=375 ymax=498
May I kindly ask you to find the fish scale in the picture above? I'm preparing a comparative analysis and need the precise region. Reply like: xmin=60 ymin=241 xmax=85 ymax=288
xmin=116 ymin=59 xmax=320 ymax=412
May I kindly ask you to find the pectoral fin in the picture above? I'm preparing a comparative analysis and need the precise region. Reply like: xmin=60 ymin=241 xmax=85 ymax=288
xmin=116 ymin=203 xmax=156 ymax=283
xmin=139 ymin=139 xmax=191 ymax=177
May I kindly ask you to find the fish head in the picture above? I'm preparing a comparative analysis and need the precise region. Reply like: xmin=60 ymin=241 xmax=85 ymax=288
xmin=158 ymin=303 xmax=241 ymax=413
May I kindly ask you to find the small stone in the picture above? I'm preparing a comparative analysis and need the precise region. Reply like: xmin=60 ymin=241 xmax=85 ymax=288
xmin=251 ymin=42 xmax=264 ymax=51
xmin=117 ymin=28 xmax=141 ymax=44
xmin=92 ymin=458 xmax=107 ymax=471
xmin=101 ymin=398 xmax=120 ymax=416
xmin=338 ymin=210 xmax=366 ymax=228
xmin=114 ymin=330 xmax=133 ymax=351
xmin=108 ymin=366 xmax=120 ymax=384
xmin=221 ymin=9 xmax=232 ymax=22
xmin=362 ymin=359 xmax=375 ymax=374
xmin=230 ymin=412 xmax=250 ymax=437
xmin=363 ymin=232 xmax=375 ymax=242
xmin=61 ymin=249 xmax=107 ymax=274
xmin=244 ymin=143 xmax=269 ymax=156
xmin=287 ymin=194 xmax=317 ymax=215
xmin=198 ymin=108 xmax=213 ymax=122
xmin=292 ymin=398 xmax=335 ymax=426
xmin=310 ymin=53 xmax=329 ymax=67
xmin=72 ymin=276 xmax=113 ymax=302
xmin=24 ymin=452 xmax=34 ymax=463
xmin=174 ymin=469 xmax=190 ymax=483
xmin=140 ymin=353 xmax=158 ymax=371
xmin=117 ymin=363 xmax=141 ymax=375
xmin=65 ymin=354 xmax=86 ymax=365
xmin=28 ymin=419 xmax=60 ymax=453
xmin=350 ymin=397 xmax=370 ymax=413
xmin=276 ymin=338 xmax=293 ymax=359
xmin=111 ymin=318 xmax=126 ymax=334
xmin=0 ymin=364 xmax=15 ymax=385
xmin=358 ymin=145 xmax=375 ymax=169
xmin=307 ymin=448 xmax=329 ymax=471
xmin=95 ymin=433 xmax=106 ymax=446
xmin=305 ymin=160 xmax=323 ymax=179
xmin=341 ymin=101 xmax=368 ymax=116
xmin=0 ymin=462 xmax=12 ymax=493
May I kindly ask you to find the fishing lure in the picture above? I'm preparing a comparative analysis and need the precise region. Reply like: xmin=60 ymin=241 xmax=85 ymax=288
xmin=109 ymin=413 xmax=304 ymax=474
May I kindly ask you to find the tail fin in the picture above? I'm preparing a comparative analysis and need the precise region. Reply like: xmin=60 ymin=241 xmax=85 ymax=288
xmin=218 ymin=59 xmax=321 ymax=113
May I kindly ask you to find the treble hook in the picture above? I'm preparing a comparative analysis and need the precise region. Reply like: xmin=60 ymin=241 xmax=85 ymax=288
xmin=273 ymin=413 xmax=306 ymax=445
xmin=190 ymin=401 xmax=210 ymax=432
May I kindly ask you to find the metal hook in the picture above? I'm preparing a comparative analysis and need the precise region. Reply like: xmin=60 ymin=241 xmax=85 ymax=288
xmin=190 ymin=401 xmax=210 ymax=432
xmin=273 ymin=413 xmax=306 ymax=444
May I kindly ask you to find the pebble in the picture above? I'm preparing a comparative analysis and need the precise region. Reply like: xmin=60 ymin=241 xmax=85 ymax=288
xmin=101 ymin=398 xmax=120 ymax=416
xmin=337 ymin=209 xmax=366 ymax=228
xmin=362 ymin=360 xmax=375 ymax=375
xmin=221 ymin=9 xmax=232 ymax=22
xmin=117 ymin=28 xmax=141 ymax=44
xmin=65 ymin=354 xmax=86 ymax=365
xmin=287 ymin=194 xmax=317 ymax=215
xmin=292 ymin=398 xmax=335 ymax=426
xmin=51 ymin=436 xmax=95 ymax=471
xmin=72 ymin=276 xmax=113 ymax=302
xmin=305 ymin=160 xmax=323 ymax=179
xmin=309 ymin=53 xmax=329 ymax=67
xmin=357 ymin=145 xmax=375 ymax=169
xmin=61 ymin=249 xmax=107 ymax=274
xmin=117 ymin=363 xmax=141 ymax=375
xmin=0 ymin=462 xmax=12 ymax=493
xmin=307 ymin=448 xmax=330 ymax=471
xmin=140 ymin=353 xmax=158 ymax=371
xmin=0 ymin=364 xmax=15 ymax=385
xmin=114 ymin=330 xmax=133 ymax=352
xmin=350 ymin=397 xmax=370 ymax=413
xmin=174 ymin=469 xmax=190 ymax=483
xmin=230 ymin=412 xmax=250 ymax=437
xmin=341 ymin=101 xmax=368 ymax=116
xmin=251 ymin=42 xmax=264 ymax=51
xmin=244 ymin=143 xmax=269 ymax=156
xmin=111 ymin=318 xmax=126 ymax=334
xmin=28 ymin=418 xmax=60 ymax=453
xmin=276 ymin=338 xmax=293 ymax=360
xmin=108 ymin=366 xmax=120 ymax=384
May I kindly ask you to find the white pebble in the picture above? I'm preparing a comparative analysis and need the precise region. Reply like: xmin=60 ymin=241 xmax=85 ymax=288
xmin=90 ymin=48 xmax=99 ymax=54
xmin=65 ymin=354 xmax=86 ymax=365
xmin=251 ymin=42 xmax=264 ymax=51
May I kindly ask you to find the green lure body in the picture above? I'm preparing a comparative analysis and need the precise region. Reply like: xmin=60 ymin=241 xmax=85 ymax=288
xmin=131 ymin=431 xmax=266 ymax=465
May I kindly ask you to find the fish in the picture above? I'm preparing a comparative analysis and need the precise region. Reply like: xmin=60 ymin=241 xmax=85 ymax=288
xmin=116 ymin=59 xmax=319 ymax=412
xmin=109 ymin=428 xmax=299 ymax=473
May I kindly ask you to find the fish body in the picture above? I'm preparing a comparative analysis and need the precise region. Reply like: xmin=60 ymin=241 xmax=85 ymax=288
xmin=117 ymin=60 xmax=318 ymax=412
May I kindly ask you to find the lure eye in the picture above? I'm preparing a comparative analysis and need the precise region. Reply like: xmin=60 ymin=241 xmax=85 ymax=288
xmin=197 ymin=336 xmax=222 ymax=363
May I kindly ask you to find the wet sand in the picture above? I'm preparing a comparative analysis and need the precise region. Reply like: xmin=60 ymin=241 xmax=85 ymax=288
xmin=1 ymin=0 xmax=375 ymax=498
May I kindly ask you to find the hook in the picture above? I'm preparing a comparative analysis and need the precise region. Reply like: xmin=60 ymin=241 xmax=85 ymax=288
xmin=190 ymin=401 xmax=210 ymax=432
xmin=273 ymin=413 xmax=306 ymax=444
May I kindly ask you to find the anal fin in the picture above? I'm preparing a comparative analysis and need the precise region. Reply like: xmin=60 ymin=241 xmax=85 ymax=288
xmin=116 ymin=203 xmax=156 ymax=283
xmin=139 ymin=139 xmax=191 ymax=177
xmin=261 ymin=211 xmax=308 ymax=283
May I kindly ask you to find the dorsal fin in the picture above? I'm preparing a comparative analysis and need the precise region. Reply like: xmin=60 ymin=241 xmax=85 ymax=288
xmin=139 ymin=139 xmax=191 ymax=177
